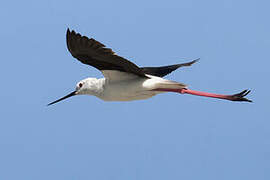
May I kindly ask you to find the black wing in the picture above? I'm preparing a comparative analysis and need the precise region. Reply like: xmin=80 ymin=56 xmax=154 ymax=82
xmin=66 ymin=29 xmax=147 ymax=78
xmin=140 ymin=59 xmax=199 ymax=77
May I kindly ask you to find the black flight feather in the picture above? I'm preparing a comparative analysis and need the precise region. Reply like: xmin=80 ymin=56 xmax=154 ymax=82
xmin=140 ymin=59 xmax=199 ymax=77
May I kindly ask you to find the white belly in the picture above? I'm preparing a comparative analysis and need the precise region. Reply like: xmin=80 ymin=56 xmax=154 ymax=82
xmin=100 ymin=79 xmax=160 ymax=101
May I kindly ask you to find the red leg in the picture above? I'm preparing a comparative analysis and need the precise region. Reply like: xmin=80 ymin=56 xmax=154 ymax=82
xmin=154 ymin=88 xmax=252 ymax=102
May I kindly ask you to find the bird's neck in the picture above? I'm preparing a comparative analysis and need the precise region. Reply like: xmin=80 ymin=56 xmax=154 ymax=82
xmin=85 ymin=78 xmax=105 ymax=96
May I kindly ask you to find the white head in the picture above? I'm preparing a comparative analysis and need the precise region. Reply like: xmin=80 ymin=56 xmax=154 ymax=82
xmin=48 ymin=78 xmax=103 ymax=106
xmin=75 ymin=78 xmax=102 ymax=95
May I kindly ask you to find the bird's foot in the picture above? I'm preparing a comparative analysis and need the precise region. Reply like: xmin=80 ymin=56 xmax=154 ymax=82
xmin=228 ymin=89 xmax=252 ymax=102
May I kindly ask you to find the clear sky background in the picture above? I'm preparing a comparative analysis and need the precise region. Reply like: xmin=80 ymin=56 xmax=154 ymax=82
xmin=0 ymin=0 xmax=269 ymax=179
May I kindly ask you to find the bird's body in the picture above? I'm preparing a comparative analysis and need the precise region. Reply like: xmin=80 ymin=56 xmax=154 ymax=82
xmin=77 ymin=70 xmax=186 ymax=101
xmin=100 ymin=77 xmax=158 ymax=101
xmin=48 ymin=29 xmax=251 ymax=106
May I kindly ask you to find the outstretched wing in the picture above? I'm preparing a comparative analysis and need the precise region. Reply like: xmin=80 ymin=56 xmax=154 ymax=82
xmin=140 ymin=59 xmax=199 ymax=77
xmin=66 ymin=29 xmax=147 ymax=78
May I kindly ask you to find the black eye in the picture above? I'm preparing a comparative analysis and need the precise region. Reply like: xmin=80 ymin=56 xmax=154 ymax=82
xmin=79 ymin=83 xmax=83 ymax=88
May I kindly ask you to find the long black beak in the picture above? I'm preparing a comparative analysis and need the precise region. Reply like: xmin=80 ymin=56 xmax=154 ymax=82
xmin=47 ymin=91 xmax=77 ymax=106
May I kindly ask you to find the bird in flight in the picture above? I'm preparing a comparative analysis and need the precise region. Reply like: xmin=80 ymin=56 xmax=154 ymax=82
xmin=48 ymin=29 xmax=252 ymax=105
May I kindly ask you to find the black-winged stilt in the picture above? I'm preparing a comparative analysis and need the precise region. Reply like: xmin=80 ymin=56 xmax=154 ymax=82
xmin=48 ymin=29 xmax=251 ymax=106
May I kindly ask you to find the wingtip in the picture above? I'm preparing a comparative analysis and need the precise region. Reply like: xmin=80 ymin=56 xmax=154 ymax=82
xmin=67 ymin=28 xmax=77 ymax=36
xmin=184 ymin=58 xmax=200 ymax=66
xmin=192 ymin=58 xmax=200 ymax=64
xmin=66 ymin=28 xmax=71 ymax=38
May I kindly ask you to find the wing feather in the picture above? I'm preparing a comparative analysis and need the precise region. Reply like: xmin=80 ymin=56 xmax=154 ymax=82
xmin=66 ymin=29 xmax=147 ymax=78
xmin=140 ymin=59 xmax=199 ymax=77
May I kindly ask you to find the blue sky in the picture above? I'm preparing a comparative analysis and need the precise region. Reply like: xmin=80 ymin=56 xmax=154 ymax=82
xmin=0 ymin=0 xmax=269 ymax=179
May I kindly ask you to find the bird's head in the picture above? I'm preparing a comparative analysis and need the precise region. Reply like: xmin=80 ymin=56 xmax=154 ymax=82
xmin=48 ymin=78 xmax=102 ymax=106
xmin=75 ymin=78 xmax=101 ymax=95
